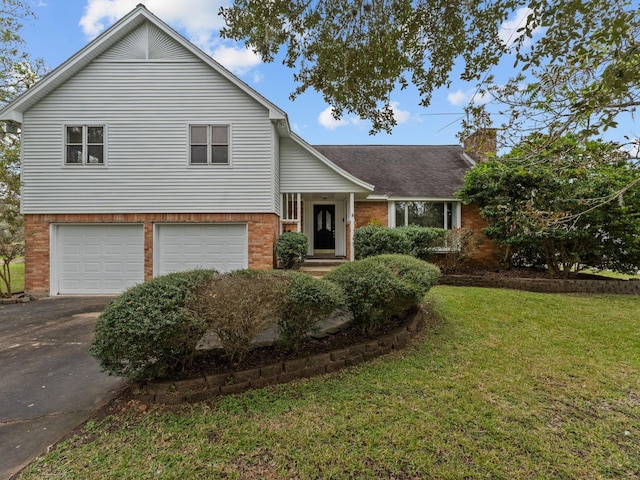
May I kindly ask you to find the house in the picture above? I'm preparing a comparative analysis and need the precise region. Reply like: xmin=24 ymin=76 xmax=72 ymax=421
xmin=0 ymin=5 xmax=496 ymax=296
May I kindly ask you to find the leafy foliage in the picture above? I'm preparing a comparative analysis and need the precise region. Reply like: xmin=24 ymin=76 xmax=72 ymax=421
xmin=325 ymin=255 xmax=438 ymax=332
xmin=190 ymin=271 xmax=288 ymax=362
xmin=464 ymin=0 xmax=640 ymax=146
xmin=354 ymin=224 xmax=445 ymax=261
xmin=458 ymin=135 xmax=640 ymax=276
xmin=396 ymin=225 xmax=447 ymax=260
xmin=91 ymin=269 xmax=217 ymax=382
xmin=371 ymin=254 xmax=441 ymax=297
xmin=0 ymin=133 xmax=21 ymax=296
xmin=354 ymin=224 xmax=411 ymax=259
xmin=0 ymin=0 xmax=41 ymax=297
xmin=276 ymin=231 xmax=308 ymax=269
xmin=220 ymin=0 xmax=638 ymax=137
xmin=277 ymin=272 xmax=345 ymax=350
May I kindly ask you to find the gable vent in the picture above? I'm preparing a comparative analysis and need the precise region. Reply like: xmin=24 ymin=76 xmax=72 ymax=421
xmin=97 ymin=21 xmax=194 ymax=62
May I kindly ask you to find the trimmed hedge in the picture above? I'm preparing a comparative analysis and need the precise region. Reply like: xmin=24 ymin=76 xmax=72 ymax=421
xmin=397 ymin=225 xmax=447 ymax=260
xmin=325 ymin=255 xmax=439 ymax=332
xmin=277 ymin=272 xmax=345 ymax=349
xmin=190 ymin=270 xmax=287 ymax=361
xmin=276 ymin=231 xmax=308 ymax=269
xmin=354 ymin=225 xmax=411 ymax=259
xmin=354 ymin=224 xmax=446 ymax=260
xmin=91 ymin=269 xmax=218 ymax=382
xmin=370 ymin=254 xmax=441 ymax=298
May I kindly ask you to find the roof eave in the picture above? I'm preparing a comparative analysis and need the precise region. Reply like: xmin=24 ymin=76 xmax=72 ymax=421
xmin=289 ymin=132 xmax=375 ymax=192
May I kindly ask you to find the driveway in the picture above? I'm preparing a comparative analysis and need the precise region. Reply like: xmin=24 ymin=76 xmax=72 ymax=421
xmin=0 ymin=296 xmax=124 ymax=479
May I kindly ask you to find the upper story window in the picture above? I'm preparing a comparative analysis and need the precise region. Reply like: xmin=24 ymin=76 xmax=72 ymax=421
xmin=190 ymin=125 xmax=229 ymax=165
xmin=65 ymin=125 xmax=104 ymax=165
xmin=394 ymin=201 xmax=459 ymax=229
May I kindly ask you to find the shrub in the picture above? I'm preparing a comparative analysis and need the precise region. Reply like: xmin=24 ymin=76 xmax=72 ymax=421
xmin=325 ymin=257 xmax=417 ymax=332
xmin=396 ymin=225 xmax=447 ymax=261
xmin=354 ymin=225 xmax=412 ymax=259
xmin=370 ymin=254 xmax=441 ymax=299
xmin=439 ymin=227 xmax=483 ymax=272
xmin=277 ymin=272 xmax=345 ymax=350
xmin=189 ymin=270 xmax=287 ymax=361
xmin=276 ymin=231 xmax=309 ymax=269
xmin=91 ymin=269 xmax=217 ymax=382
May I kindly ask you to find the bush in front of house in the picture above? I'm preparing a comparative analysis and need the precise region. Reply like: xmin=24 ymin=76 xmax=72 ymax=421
xmin=354 ymin=224 xmax=446 ymax=261
xmin=277 ymin=272 xmax=345 ymax=350
xmin=189 ymin=270 xmax=288 ymax=361
xmin=325 ymin=256 xmax=420 ymax=332
xmin=276 ymin=231 xmax=309 ymax=269
xmin=91 ymin=269 xmax=218 ymax=382
xmin=354 ymin=224 xmax=412 ymax=259
xmin=396 ymin=225 xmax=447 ymax=261
xmin=369 ymin=254 xmax=441 ymax=299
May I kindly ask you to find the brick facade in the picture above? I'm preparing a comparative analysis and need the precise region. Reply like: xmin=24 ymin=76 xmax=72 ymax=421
xmin=460 ymin=203 xmax=500 ymax=267
xmin=354 ymin=201 xmax=389 ymax=228
xmin=24 ymin=213 xmax=279 ymax=296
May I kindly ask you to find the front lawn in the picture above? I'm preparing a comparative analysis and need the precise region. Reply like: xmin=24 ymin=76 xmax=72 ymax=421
xmin=0 ymin=261 xmax=24 ymax=295
xmin=20 ymin=287 xmax=640 ymax=478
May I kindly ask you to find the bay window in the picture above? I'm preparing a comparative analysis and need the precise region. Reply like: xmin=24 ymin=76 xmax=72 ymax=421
xmin=393 ymin=201 xmax=459 ymax=229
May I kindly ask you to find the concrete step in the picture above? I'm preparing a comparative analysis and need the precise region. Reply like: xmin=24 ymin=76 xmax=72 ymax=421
xmin=299 ymin=266 xmax=335 ymax=277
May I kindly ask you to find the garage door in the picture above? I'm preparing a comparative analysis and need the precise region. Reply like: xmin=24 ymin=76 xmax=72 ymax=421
xmin=55 ymin=225 xmax=144 ymax=295
xmin=156 ymin=224 xmax=248 ymax=275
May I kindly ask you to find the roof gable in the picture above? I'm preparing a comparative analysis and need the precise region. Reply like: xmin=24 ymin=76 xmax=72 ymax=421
xmin=313 ymin=145 xmax=474 ymax=199
xmin=96 ymin=21 xmax=193 ymax=62
xmin=0 ymin=5 xmax=287 ymax=125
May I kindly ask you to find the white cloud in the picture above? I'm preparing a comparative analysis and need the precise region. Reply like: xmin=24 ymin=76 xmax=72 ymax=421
xmin=211 ymin=45 xmax=261 ymax=75
xmin=318 ymin=106 xmax=350 ymax=130
xmin=80 ymin=0 xmax=226 ymax=39
xmin=389 ymin=101 xmax=412 ymax=124
xmin=499 ymin=7 xmax=543 ymax=49
xmin=447 ymin=89 xmax=490 ymax=107
xmin=79 ymin=1 xmax=263 ymax=75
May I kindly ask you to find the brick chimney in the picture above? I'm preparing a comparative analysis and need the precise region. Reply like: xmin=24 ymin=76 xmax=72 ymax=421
xmin=463 ymin=128 xmax=497 ymax=163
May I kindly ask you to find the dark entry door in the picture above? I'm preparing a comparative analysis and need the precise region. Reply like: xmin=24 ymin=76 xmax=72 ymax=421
xmin=314 ymin=205 xmax=335 ymax=250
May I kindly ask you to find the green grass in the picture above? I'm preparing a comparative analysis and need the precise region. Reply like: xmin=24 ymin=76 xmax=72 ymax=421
xmin=20 ymin=287 xmax=640 ymax=479
xmin=582 ymin=268 xmax=640 ymax=280
xmin=0 ymin=261 xmax=24 ymax=295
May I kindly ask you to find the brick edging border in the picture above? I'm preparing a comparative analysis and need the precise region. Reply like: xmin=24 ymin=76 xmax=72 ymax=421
xmin=132 ymin=309 xmax=427 ymax=405
xmin=440 ymin=275 xmax=640 ymax=295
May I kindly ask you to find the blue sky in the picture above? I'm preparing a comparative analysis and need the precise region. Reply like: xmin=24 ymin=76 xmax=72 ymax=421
xmin=19 ymin=0 xmax=638 ymax=149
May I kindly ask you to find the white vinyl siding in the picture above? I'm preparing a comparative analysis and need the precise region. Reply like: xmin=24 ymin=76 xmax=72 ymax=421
xmin=21 ymin=39 xmax=276 ymax=213
xmin=280 ymin=137 xmax=369 ymax=193
xmin=155 ymin=224 xmax=248 ymax=275
xmin=53 ymin=224 xmax=144 ymax=294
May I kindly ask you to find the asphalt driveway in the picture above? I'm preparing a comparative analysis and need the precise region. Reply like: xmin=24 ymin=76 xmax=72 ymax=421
xmin=0 ymin=296 xmax=124 ymax=479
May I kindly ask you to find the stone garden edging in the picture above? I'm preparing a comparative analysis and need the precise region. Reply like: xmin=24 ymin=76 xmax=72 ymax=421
xmin=132 ymin=309 xmax=428 ymax=405
xmin=440 ymin=275 xmax=640 ymax=295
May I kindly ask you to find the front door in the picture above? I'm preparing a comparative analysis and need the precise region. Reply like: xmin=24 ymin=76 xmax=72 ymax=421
xmin=314 ymin=204 xmax=335 ymax=251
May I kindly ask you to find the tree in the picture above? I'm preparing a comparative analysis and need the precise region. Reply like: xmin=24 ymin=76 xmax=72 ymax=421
xmin=463 ymin=0 xmax=640 ymax=150
xmin=0 ymin=0 xmax=39 ymax=296
xmin=220 ymin=0 xmax=639 ymax=136
xmin=0 ymin=135 xmax=22 ymax=296
xmin=457 ymin=135 xmax=640 ymax=277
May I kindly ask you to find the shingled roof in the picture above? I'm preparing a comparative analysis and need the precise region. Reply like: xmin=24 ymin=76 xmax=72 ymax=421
xmin=312 ymin=145 xmax=474 ymax=198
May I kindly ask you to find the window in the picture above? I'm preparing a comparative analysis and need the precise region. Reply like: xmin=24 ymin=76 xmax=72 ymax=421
xmin=65 ymin=126 xmax=104 ymax=165
xmin=394 ymin=201 xmax=459 ymax=229
xmin=190 ymin=125 xmax=229 ymax=165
